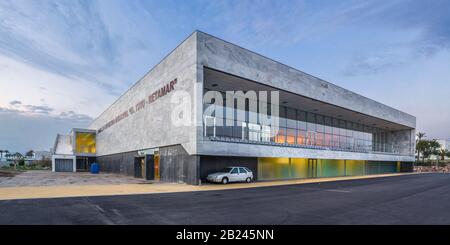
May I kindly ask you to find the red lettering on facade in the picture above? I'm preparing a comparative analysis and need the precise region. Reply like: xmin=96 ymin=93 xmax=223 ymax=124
xmin=98 ymin=78 xmax=178 ymax=133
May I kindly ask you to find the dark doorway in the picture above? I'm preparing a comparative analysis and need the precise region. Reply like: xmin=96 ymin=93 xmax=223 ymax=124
xmin=134 ymin=157 xmax=145 ymax=178
xmin=143 ymin=153 xmax=160 ymax=181
xmin=145 ymin=154 xmax=154 ymax=180
xmin=76 ymin=157 xmax=96 ymax=171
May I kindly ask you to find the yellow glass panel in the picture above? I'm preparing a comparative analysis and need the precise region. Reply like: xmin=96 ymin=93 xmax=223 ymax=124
xmin=345 ymin=160 xmax=366 ymax=176
xmin=75 ymin=132 xmax=96 ymax=154
xmin=290 ymin=158 xmax=308 ymax=178
xmin=258 ymin=157 xmax=309 ymax=180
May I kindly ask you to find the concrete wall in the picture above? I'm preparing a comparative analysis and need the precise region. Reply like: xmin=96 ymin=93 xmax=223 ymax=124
xmin=96 ymin=151 xmax=137 ymax=176
xmin=196 ymin=31 xmax=415 ymax=129
xmin=159 ymin=144 xmax=199 ymax=185
xmin=89 ymin=33 xmax=199 ymax=156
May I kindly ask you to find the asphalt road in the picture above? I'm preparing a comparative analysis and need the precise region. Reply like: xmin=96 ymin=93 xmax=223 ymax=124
xmin=1 ymin=173 xmax=450 ymax=225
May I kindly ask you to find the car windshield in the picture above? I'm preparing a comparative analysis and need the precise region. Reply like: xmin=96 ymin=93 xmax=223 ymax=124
xmin=219 ymin=167 xmax=233 ymax=173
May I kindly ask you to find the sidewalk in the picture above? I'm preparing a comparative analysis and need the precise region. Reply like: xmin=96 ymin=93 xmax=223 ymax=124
xmin=0 ymin=172 xmax=419 ymax=200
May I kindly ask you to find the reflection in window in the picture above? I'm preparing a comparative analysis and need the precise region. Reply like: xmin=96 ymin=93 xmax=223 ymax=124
xmin=201 ymin=90 xmax=406 ymax=153
xmin=75 ymin=132 xmax=96 ymax=154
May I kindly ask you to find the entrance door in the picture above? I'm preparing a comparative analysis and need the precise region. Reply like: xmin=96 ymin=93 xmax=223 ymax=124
xmin=55 ymin=159 xmax=73 ymax=172
xmin=308 ymin=159 xmax=318 ymax=178
xmin=140 ymin=158 xmax=145 ymax=178
xmin=154 ymin=151 xmax=160 ymax=181
xmin=134 ymin=157 xmax=145 ymax=178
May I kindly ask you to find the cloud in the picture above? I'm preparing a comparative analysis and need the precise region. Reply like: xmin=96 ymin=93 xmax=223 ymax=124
xmin=0 ymin=104 xmax=92 ymax=123
xmin=58 ymin=110 xmax=93 ymax=122
xmin=0 ymin=109 xmax=91 ymax=153
xmin=9 ymin=100 xmax=22 ymax=105
xmin=343 ymin=51 xmax=407 ymax=77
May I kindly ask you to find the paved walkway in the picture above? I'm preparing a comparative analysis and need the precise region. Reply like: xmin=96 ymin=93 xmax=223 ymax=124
xmin=0 ymin=170 xmax=148 ymax=187
xmin=0 ymin=172 xmax=418 ymax=200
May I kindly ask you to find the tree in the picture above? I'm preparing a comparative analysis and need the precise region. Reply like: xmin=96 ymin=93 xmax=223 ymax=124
xmin=416 ymin=132 xmax=426 ymax=161
xmin=421 ymin=140 xmax=441 ymax=162
xmin=25 ymin=150 xmax=34 ymax=158
xmin=438 ymin=149 xmax=449 ymax=161
xmin=12 ymin=152 xmax=23 ymax=160
xmin=416 ymin=140 xmax=429 ymax=163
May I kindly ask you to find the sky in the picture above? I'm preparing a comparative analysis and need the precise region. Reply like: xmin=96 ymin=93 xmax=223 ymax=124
xmin=0 ymin=0 xmax=449 ymax=153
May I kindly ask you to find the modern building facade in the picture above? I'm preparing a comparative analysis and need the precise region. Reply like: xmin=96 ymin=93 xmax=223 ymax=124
xmin=52 ymin=31 xmax=416 ymax=184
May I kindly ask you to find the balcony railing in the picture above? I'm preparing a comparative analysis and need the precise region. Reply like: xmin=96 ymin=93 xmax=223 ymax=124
xmin=203 ymin=122 xmax=413 ymax=156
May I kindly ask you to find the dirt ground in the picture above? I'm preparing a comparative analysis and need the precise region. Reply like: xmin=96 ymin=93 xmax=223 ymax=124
xmin=0 ymin=170 xmax=149 ymax=187
xmin=0 ymin=170 xmax=17 ymax=178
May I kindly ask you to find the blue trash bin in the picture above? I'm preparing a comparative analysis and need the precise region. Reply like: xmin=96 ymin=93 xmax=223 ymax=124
xmin=90 ymin=162 xmax=99 ymax=174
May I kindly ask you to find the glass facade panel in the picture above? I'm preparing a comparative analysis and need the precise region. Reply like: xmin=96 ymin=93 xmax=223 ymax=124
xmin=258 ymin=158 xmax=399 ymax=180
xmin=345 ymin=160 xmax=365 ymax=176
xmin=286 ymin=128 xmax=296 ymax=145
xmin=317 ymin=159 xmax=345 ymax=177
xmin=75 ymin=132 xmax=96 ymax=154
xmin=203 ymin=86 xmax=412 ymax=154
xmin=258 ymin=157 xmax=309 ymax=180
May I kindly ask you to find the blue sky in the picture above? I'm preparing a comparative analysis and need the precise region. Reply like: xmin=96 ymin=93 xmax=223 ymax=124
xmin=0 ymin=0 xmax=449 ymax=153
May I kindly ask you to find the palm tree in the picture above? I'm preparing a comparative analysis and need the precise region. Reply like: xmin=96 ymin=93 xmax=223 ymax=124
xmin=25 ymin=150 xmax=34 ymax=159
xmin=0 ymin=150 xmax=4 ymax=159
xmin=12 ymin=152 xmax=23 ymax=160
xmin=416 ymin=132 xmax=426 ymax=162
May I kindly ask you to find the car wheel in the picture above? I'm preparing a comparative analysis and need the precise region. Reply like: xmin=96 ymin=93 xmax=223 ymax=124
xmin=222 ymin=177 xmax=229 ymax=184
xmin=246 ymin=177 xmax=252 ymax=183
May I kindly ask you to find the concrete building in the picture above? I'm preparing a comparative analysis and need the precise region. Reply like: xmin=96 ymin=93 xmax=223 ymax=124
xmin=52 ymin=31 xmax=416 ymax=184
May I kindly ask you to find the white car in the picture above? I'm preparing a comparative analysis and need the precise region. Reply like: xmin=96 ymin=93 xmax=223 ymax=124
xmin=206 ymin=167 xmax=254 ymax=184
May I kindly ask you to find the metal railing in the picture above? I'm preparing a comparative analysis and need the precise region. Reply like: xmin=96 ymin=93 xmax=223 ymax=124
xmin=203 ymin=124 xmax=414 ymax=156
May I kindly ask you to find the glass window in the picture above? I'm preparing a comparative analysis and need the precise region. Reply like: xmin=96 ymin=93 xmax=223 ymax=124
xmin=286 ymin=108 xmax=297 ymax=129
xmin=278 ymin=106 xmax=287 ymax=128
xmin=324 ymin=116 xmax=332 ymax=134
xmin=316 ymin=115 xmax=324 ymax=133
xmin=333 ymin=134 xmax=340 ymax=147
xmin=286 ymin=128 xmax=296 ymax=145
xmin=230 ymin=168 xmax=239 ymax=174
xmin=339 ymin=120 xmax=346 ymax=136
xmin=307 ymin=122 xmax=316 ymax=132
xmin=316 ymin=132 xmax=324 ymax=146
xmin=261 ymin=125 xmax=271 ymax=142
xmin=248 ymin=123 xmax=261 ymax=141
xmin=307 ymin=131 xmax=315 ymax=145
xmin=239 ymin=167 xmax=247 ymax=174
xmin=325 ymin=133 xmax=332 ymax=147
xmin=307 ymin=112 xmax=315 ymax=123
xmin=75 ymin=132 xmax=96 ymax=154
xmin=297 ymin=130 xmax=306 ymax=145
xmin=274 ymin=128 xmax=286 ymax=144
xmin=220 ymin=167 xmax=233 ymax=173
xmin=297 ymin=111 xmax=307 ymax=130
